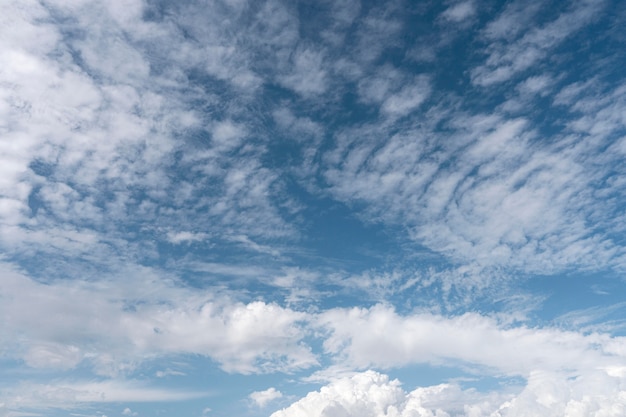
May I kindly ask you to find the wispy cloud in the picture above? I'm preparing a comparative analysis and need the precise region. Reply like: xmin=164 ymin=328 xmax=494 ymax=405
xmin=319 ymin=76 xmax=626 ymax=288
xmin=1 ymin=380 xmax=205 ymax=410
xmin=317 ymin=304 xmax=626 ymax=377
xmin=472 ymin=0 xmax=606 ymax=86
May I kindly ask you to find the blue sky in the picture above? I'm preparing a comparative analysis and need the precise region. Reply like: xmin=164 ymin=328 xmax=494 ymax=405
xmin=1 ymin=0 xmax=626 ymax=416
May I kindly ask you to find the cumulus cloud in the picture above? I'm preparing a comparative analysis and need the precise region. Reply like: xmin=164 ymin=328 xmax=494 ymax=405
xmin=250 ymin=387 xmax=283 ymax=407
xmin=272 ymin=370 xmax=626 ymax=417
xmin=271 ymin=371 xmax=508 ymax=417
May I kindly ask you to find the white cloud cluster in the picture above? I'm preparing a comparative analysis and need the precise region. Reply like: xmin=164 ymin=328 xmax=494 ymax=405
xmin=0 ymin=263 xmax=316 ymax=376
xmin=472 ymin=0 xmax=606 ymax=86
xmin=321 ymin=84 xmax=626 ymax=284
xmin=272 ymin=369 xmax=626 ymax=417
xmin=0 ymin=0 xmax=299 ymax=275
xmin=317 ymin=305 xmax=626 ymax=377
xmin=4 ymin=265 xmax=626 ymax=412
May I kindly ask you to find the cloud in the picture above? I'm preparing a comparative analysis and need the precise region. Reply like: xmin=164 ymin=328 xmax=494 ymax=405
xmin=321 ymin=94 xmax=626 ymax=285
xmin=8 ymin=266 xmax=626 ymax=411
xmin=352 ymin=5 xmax=403 ymax=65
xmin=0 ymin=263 xmax=317 ymax=376
xmin=166 ymin=231 xmax=208 ymax=244
xmin=380 ymin=76 xmax=431 ymax=119
xmin=280 ymin=47 xmax=328 ymax=96
xmin=272 ymin=370 xmax=626 ymax=417
xmin=250 ymin=388 xmax=283 ymax=407
xmin=441 ymin=1 xmax=476 ymax=23
xmin=0 ymin=0 xmax=300 ymax=281
xmin=0 ymin=380 xmax=204 ymax=410
xmin=155 ymin=369 xmax=187 ymax=378
xmin=472 ymin=0 xmax=606 ymax=86
xmin=317 ymin=305 xmax=626 ymax=377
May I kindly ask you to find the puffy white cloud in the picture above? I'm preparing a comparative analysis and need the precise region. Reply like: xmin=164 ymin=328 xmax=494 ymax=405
xmin=250 ymin=387 xmax=283 ymax=407
xmin=272 ymin=370 xmax=626 ymax=417
xmin=271 ymin=371 xmax=505 ymax=417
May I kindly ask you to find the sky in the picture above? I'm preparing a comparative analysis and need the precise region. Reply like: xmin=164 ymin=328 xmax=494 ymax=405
xmin=1 ymin=0 xmax=626 ymax=416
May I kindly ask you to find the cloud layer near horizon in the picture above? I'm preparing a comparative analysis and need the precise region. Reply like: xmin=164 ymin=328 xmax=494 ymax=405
xmin=3 ymin=261 xmax=626 ymax=415
xmin=271 ymin=370 xmax=626 ymax=417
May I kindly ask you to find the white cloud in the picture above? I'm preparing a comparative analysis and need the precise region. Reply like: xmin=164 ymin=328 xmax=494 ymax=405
xmin=23 ymin=343 xmax=82 ymax=370
xmin=273 ymin=370 xmax=626 ymax=417
xmin=280 ymin=48 xmax=328 ymax=96
xmin=381 ymin=76 xmax=431 ymax=118
xmin=322 ymin=102 xmax=626 ymax=283
xmin=0 ymin=263 xmax=316 ymax=376
xmin=250 ymin=387 xmax=283 ymax=407
xmin=516 ymin=74 xmax=554 ymax=96
xmin=482 ymin=1 xmax=543 ymax=41
xmin=166 ymin=231 xmax=208 ymax=245
xmin=442 ymin=1 xmax=476 ymax=23
xmin=227 ymin=234 xmax=282 ymax=257
xmin=212 ymin=120 xmax=247 ymax=149
xmin=317 ymin=305 xmax=626 ymax=377
xmin=357 ymin=65 xmax=404 ymax=104
xmin=155 ymin=369 xmax=186 ymax=378
xmin=472 ymin=0 xmax=606 ymax=86
xmin=0 ymin=0 xmax=298 ymax=273
xmin=0 ymin=380 xmax=204 ymax=410
xmin=352 ymin=6 xmax=403 ymax=65
xmin=121 ymin=407 xmax=137 ymax=416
